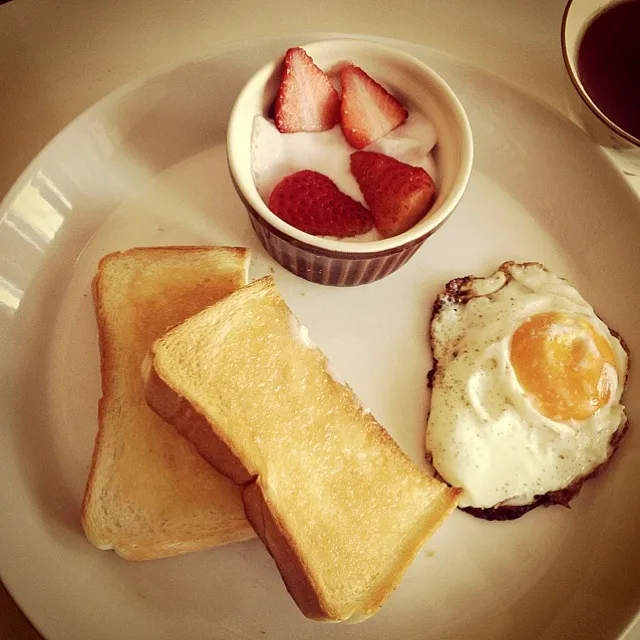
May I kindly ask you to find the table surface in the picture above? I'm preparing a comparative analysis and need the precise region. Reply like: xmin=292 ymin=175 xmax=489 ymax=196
xmin=0 ymin=1 xmax=638 ymax=638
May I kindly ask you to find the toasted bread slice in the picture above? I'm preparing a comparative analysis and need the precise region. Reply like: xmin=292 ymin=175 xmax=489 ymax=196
xmin=143 ymin=276 xmax=459 ymax=620
xmin=82 ymin=246 xmax=255 ymax=560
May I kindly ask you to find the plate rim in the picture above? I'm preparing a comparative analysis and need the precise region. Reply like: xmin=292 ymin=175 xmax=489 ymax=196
xmin=1 ymin=31 xmax=639 ymax=640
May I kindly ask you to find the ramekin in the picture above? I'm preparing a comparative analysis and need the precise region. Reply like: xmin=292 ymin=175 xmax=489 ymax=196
xmin=227 ymin=39 xmax=474 ymax=286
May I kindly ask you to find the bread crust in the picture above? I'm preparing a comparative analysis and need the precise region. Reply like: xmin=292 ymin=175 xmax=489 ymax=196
xmin=81 ymin=246 xmax=255 ymax=558
xmin=426 ymin=261 xmax=631 ymax=521
xmin=242 ymin=482 xmax=330 ymax=620
xmin=80 ymin=257 xmax=117 ymax=549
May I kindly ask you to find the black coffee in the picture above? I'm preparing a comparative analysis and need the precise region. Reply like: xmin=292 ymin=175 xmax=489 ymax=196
xmin=576 ymin=0 xmax=640 ymax=140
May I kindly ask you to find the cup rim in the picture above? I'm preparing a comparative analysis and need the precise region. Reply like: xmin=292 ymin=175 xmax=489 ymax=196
xmin=227 ymin=38 xmax=474 ymax=255
xmin=561 ymin=0 xmax=640 ymax=148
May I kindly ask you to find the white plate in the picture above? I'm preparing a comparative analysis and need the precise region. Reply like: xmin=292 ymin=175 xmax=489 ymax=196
xmin=1 ymin=35 xmax=639 ymax=640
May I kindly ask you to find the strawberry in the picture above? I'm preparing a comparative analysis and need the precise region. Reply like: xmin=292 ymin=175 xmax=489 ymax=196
xmin=268 ymin=170 xmax=373 ymax=237
xmin=350 ymin=151 xmax=436 ymax=238
xmin=274 ymin=48 xmax=341 ymax=133
xmin=340 ymin=65 xmax=408 ymax=149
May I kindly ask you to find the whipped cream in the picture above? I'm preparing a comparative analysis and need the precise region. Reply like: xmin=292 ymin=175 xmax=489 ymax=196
xmin=251 ymin=112 xmax=438 ymax=212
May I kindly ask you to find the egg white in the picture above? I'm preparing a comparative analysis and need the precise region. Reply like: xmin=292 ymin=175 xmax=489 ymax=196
xmin=426 ymin=263 xmax=628 ymax=509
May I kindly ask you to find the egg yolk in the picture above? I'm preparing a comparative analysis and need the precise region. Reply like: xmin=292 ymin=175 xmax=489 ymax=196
xmin=510 ymin=312 xmax=618 ymax=421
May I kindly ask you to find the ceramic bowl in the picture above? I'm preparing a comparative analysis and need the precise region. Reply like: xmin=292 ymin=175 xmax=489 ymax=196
xmin=227 ymin=39 xmax=474 ymax=286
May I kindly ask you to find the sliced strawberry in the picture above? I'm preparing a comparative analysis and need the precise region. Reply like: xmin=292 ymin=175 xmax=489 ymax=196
xmin=273 ymin=48 xmax=341 ymax=133
xmin=340 ymin=65 xmax=408 ymax=149
xmin=268 ymin=170 xmax=373 ymax=237
xmin=350 ymin=151 xmax=436 ymax=238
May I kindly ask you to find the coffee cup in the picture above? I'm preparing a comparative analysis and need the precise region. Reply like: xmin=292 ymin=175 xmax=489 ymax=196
xmin=561 ymin=0 xmax=640 ymax=175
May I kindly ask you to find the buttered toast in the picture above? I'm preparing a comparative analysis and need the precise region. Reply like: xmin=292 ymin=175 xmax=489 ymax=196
xmin=82 ymin=246 xmax=255 ymax=560
xmin=143 ymin=276 xmax=459 ymax=620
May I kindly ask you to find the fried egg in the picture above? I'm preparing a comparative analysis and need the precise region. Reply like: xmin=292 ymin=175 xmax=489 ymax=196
xmin=425 ymin=262 xmax=629 ymax=516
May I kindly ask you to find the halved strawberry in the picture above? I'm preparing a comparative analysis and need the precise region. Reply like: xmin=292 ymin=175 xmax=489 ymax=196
xmin=340 ymin=65 xmax=408 ymax=149
xmin=268 ymin=170 xmax=373 ymax=237
xmin=274 ymin=48 xmax=341 ymax=133
xmin=350 ymin=151 xmax=436 ymax=238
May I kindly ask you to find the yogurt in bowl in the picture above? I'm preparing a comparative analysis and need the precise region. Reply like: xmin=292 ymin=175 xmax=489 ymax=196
xmin=251 ymin=111 xmax=439 ymax=242
xmin=227 ymin=39 xmax=473 ymax=286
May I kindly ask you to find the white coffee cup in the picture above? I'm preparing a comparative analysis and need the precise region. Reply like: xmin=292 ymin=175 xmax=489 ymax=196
xmin=561 ymin=0 xmax=640 ymax=175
